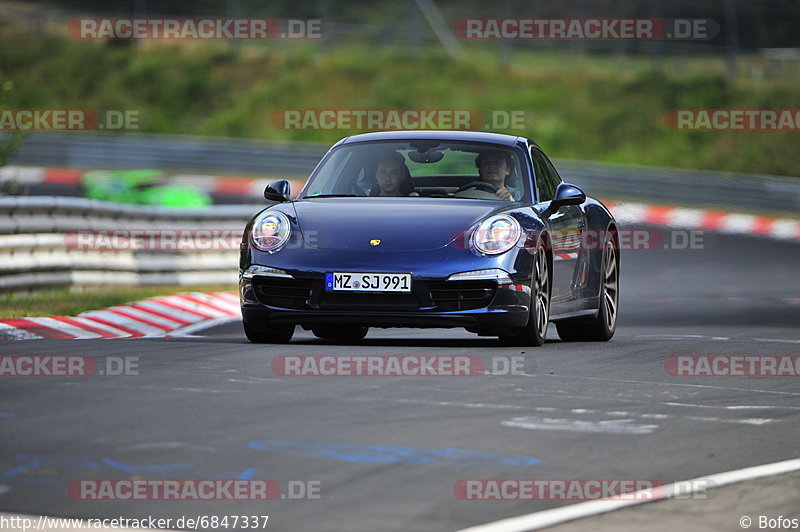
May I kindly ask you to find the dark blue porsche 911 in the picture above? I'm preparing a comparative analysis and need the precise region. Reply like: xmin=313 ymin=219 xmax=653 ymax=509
xmin=239 ymin=130 xmax=619 ymax=346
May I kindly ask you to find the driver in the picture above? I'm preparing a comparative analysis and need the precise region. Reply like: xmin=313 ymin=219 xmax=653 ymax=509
xmin=476 ymin=150 xmax=518 ymax=201
xmin=372 ymin=151 xmax=418 ymax=197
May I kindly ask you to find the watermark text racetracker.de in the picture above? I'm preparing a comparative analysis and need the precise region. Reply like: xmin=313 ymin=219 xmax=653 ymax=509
xmin=272 ymin=109 xmax=526 ymax=130
xmin=68 ymin=18 xmax=322 ymax=40
xmin=68 ymin=478 xmax=321 ymax=501
xmin=453 ymin=18 xmax=719 ymax=40
xmin=65 ymin=229 xmax=247 ymax=251
xmin=65 ymin=228 xmax=710 ymax=253
xmin=0 ymin=109 xmax=139 ymax=131
xmin=665 ymin=356 xmax=800 ymax=377
xmin=0 ymin=355 xmax=138 ymax=377
xmin=271 ymin=355 xmax=531 ymax=377
xmin=544 ymin=228 xmax=707 ymax=252
xmin=453 ymin=228 xmax=710 ymax=253
xmin=453 ymin=478 xmax=716 ymax=501
xmin=665 ymin=109 xmax=800 ymax=131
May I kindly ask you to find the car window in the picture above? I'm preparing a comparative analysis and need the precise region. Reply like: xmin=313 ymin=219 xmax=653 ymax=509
xmin=301 ymin=141 xmax=531 ymax=202
xmin=405 ymin=150 xmax=479 ymax=176
xmin=305 ymin=148 xmax=356 ymax=196
xmin=531 ymin=148 xmax=561 ymax=202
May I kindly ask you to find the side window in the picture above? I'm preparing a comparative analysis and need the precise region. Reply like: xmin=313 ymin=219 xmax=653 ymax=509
xmin=531 ymin=148 xmax=557 ymax=202
xmin=540 ymin=152 xmax=563 ymax=194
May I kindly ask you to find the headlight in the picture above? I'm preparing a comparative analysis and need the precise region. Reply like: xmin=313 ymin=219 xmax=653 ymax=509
xmin=251 ymin=211 xmax=291 ymax=252
xmin=471 ymin=215 xmax=521 ymax=255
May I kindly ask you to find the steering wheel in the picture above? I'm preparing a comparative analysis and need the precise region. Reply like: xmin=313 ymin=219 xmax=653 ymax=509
xmin=455 ymin=181 xmax=499 ymax=194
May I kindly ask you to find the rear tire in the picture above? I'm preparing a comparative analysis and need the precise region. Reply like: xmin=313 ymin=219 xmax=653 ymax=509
xmin=312 ymin=325 xmax=369 ymax=341
xmin=498 ymin=238 xmax=550 ymax=347
xmin=556 ymin=234 xmax=618 ymax=342
xmin=243 ymin=320 xmax=295 ymax=344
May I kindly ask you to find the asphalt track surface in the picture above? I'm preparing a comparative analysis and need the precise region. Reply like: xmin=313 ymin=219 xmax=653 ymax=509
xmin=1 ymin=232 xmax=799 ymax=531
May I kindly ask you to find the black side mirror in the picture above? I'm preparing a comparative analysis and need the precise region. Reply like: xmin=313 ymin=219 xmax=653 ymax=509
xmin=264 ymin=179 xmax=292 ymax=202
xmin=549 ymin=183 xmax=586 ymax=211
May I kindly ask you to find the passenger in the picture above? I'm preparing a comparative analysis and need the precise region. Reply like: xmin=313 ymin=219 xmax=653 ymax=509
xmin=372 ymin=151 xmax=417 ymax=197
xmin=475 ymin=150 xmax=518 ymax=201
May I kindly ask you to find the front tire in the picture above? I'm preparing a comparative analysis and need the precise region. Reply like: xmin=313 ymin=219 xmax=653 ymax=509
xmin=243 ymin=320 xmax=295 ymax=344
xmin=556 ymin=234 xmax=618 ymax=342
xmin=499 ymin=239 xmax=550 ymax=347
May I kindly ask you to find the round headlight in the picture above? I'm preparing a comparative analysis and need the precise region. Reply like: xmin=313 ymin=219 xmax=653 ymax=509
xmin=251 ymin=211 xmax=291 ymax=252
xmin=471 ymin=215 xmax=521 ymax=255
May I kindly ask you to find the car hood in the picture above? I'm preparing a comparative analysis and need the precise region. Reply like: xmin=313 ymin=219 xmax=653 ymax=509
xmin=289 ymin=197 xmax=517 ymax=252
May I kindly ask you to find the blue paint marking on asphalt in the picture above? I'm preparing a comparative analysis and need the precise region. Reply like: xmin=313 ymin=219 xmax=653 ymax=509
xmin=0 ymin=454 xmax=260 ymax=484
xmin=0 ymin=412 xmax=15 ymax=419
xmin=0 ymin=461 xmax=42 ymax=479
xmin=237 ymin=468 xmax=257 ymax=480
xmin=248 ymin=441 xmax=539 ymax=466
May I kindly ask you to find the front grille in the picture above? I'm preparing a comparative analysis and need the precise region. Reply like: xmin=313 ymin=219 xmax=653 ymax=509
xmin=428 ymin=280 xmax=497 ymax=311
xmin=253 ymin=277 xmax=313 ymax=309
xmin=318 ymin=292 xmax=421 ymax=311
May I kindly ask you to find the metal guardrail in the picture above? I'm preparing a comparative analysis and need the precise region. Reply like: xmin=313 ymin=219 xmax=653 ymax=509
xmin=9 ymin=132 xmax=327 ymax=176
xmin=556 ymin=160 xmax=800 ymax=214
xmin=0 ymin=197 xmax=265 ymax=290
xmin=8 ymin=132 xmax=800 ymax=212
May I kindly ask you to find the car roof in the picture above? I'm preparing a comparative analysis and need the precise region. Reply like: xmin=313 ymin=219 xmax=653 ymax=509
xmin=335 ymin=130 xmax=531 ymax=148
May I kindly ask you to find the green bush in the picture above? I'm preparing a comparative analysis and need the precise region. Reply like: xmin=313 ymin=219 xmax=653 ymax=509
xmin=1 ymin=36 xmax=798 ymax=176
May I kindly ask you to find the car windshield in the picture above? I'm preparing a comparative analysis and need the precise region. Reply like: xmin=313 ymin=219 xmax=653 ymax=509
xmin=300 ymin=141 xmax=529 ymax=202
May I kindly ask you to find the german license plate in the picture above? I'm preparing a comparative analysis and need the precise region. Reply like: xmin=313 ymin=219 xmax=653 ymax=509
xmin=325 ymin=272 xmax=411 ymax=292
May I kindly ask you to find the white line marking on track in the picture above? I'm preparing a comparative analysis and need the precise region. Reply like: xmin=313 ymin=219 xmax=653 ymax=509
xmin=637 ymin=334 xmax=800 ymax=345
xmin=682 ymin=415 xmax=773 ymax=425
xmin=392 ymin=398 xmax=778 ymax=427
xmin=118 ymin=442 xmax=216 ymax=453
xmin=547 ymin=374 xmax=800 ymax=397
xmin=662 ymin=402 xmax=800 ymax=411
xmin=455 ymin=458 xmax=800 ymax=532
xmin=501 ymin=416 xmax=659 ymax=435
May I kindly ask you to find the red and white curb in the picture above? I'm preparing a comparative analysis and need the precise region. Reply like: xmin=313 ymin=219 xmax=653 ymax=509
xmin=605 ymin=201 xmax=800 ymax=242
xmin=0 ymin=166 xmax=87 ymax=186
xmin=0 ymin=165 xmax=305 ymax=198
xmin=0 ymin=291 xmax=239 ymax=341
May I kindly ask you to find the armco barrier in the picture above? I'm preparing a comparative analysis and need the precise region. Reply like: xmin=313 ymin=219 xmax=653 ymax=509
xmin=0 ymin=197 xmax=266 ymax=290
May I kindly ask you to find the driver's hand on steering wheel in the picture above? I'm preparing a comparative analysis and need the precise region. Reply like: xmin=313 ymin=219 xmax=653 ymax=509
xmin=495 ymin=186 xmax=513 ymax=201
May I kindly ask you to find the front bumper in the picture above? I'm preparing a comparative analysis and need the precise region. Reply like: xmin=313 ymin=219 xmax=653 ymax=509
xmin=240 ymin=270 xmax=532 ymax=331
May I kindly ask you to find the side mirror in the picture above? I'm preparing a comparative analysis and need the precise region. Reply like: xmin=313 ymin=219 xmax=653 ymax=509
xmin=264 ymin=179 xmax=292 ymax=202
xmin=549 ymin=183 xmax=585 ymax=211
